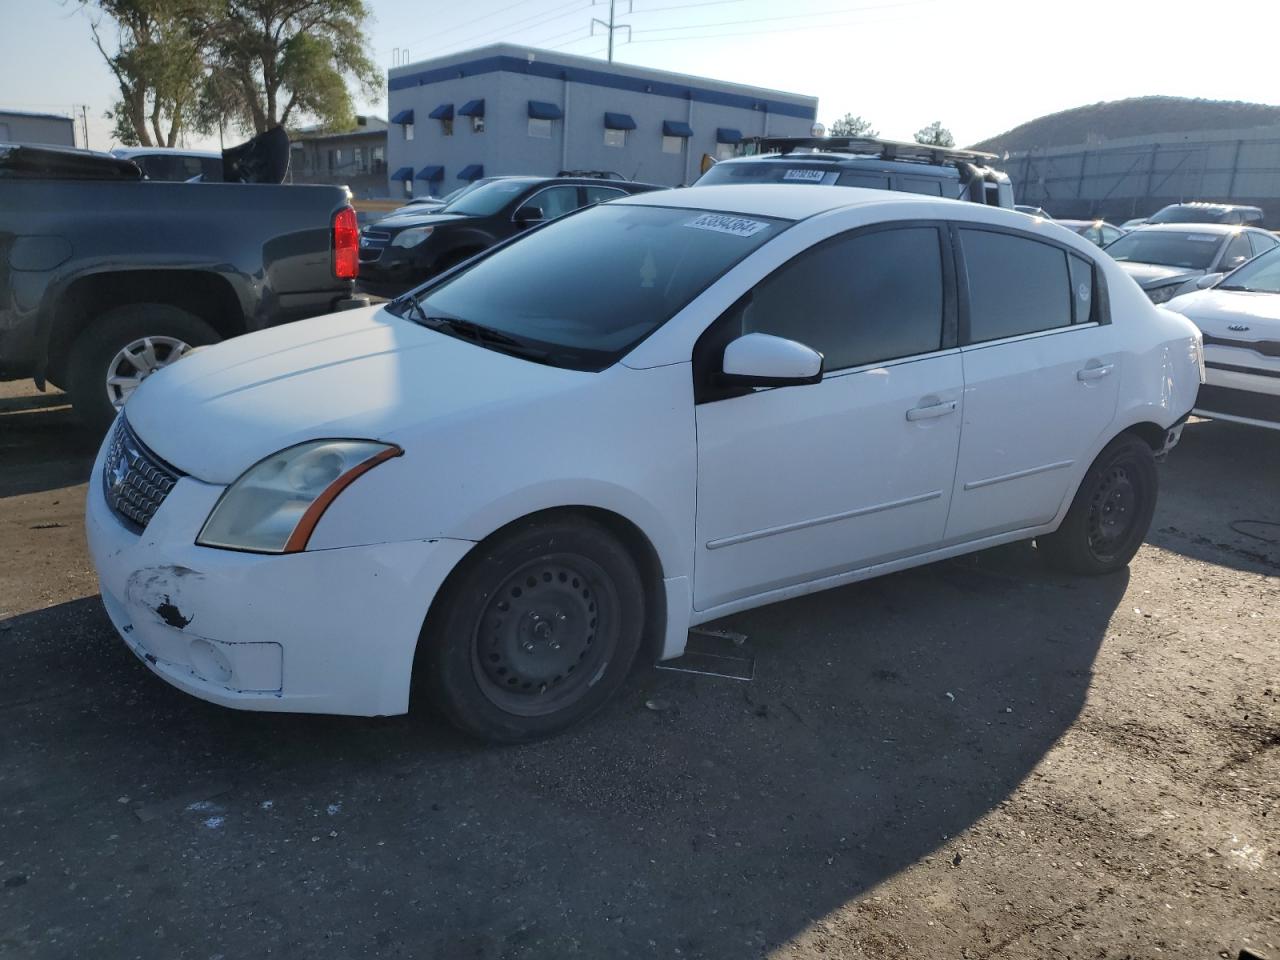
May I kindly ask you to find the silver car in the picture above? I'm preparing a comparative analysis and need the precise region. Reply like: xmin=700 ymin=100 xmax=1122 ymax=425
xmin=1103 ymin=224 xmax=1279 ymax=304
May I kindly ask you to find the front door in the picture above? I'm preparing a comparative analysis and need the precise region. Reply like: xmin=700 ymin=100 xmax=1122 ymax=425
xmin=692 ymin=224 xmax=964 ymax=611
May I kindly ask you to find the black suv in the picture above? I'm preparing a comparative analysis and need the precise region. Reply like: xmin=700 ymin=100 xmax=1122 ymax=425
xmin=696 ymin=136 xmax=1015 ymax=208
xmin=358 ymin=176 xmax=666 ymax=297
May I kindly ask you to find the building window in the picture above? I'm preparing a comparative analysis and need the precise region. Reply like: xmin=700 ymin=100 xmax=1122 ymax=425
xmin=372 ymin=145 xmax=385 ymax=174
xmin=354 ymin=146 xmax=365 ymax=172
xmin=404 ymin=122 xmax=414 ymax=141
xmin=715 ymin=143 xmax=736 ymax=161
xmin=528 ymin=117 xmax=552 ymax=139
xmin=404 ymin=179 xmax=412 ymax=196
xmin=442 ymin=118 xmax=453 ymax=137
xmin=326 ymin=148 xmax=336 ymax=171
xmin=662 ymin=135 xmax=683 ymax=155
xmin=604 ymin=128 xmax=625 ymax=148
xmin=472 ymin=115 xmax=485 ymax=133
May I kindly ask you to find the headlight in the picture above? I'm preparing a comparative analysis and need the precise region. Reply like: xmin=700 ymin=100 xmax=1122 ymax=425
xmin=391 ymin=226 xmax=435 ymax=248
xmin=197 ymin=440 xmax=402 ymax=553
xmin=1147 ymin=284 xmax=1180 ymax=305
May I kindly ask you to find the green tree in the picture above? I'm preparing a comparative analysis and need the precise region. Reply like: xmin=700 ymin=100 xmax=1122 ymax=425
xmin=78 ymin=0 xmax=216 ymax=147
xmin=208 ymin=0 xmax=381 ymax=134
xmin=829 ymin=113 xmax=878 ymax=138
xmin=914 ymin=120 xmax=956 ymax=148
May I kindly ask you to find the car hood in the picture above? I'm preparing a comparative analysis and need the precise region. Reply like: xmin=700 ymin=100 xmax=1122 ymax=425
xmin=369 ymin=212 xmax=469 ymax=231
xmin=125 ymin=306 xmax=585 ymax=484
xmin=1165 ymin=287 xmax=1280 ymax=339
xmin=1116 ymin=262 xmax=1203 ymax=288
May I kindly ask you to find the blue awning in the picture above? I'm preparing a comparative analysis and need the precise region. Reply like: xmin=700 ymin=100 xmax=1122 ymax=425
xmin=457 ymin=164 xmax=484 ymax=181
xmin=716 ymin=127 xmax=743 ymax=144
xmin=389 ymin=166 xmax=414 ymax=181
xmin=390 ymin=109 xmax=414 ymax=125
xmin=603 ymin=112 xmax=636 ymax=130
xmin=663 ymin=120 xmax=694 ymax=138
xmin=428 ymin=103 xmax=453 ymax=120
xmin=416 ymin=165 xmax=444 ymax=181
xmin=457 ymin=99 xmax=485 ymax=117
xmin=528 ymin=100 xmax=563 ymax=120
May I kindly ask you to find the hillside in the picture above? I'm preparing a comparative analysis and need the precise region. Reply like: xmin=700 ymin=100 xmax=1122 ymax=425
xmin=971 ymin=96 xmax=1280 ymax=154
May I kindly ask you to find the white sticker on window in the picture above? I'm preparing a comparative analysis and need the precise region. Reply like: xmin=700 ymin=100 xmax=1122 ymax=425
xmin=684 ymin=213 xmax=770 ymax=237
xmin=1188 ymin=234 xmax=1218 ymax=242
xmin=782 ymin=169 xmax=825 ymax=182
xmin=1077 ymin=282 xmax=1091 ymax=301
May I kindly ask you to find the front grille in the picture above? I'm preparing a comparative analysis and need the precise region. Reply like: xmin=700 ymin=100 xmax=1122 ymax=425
xmin=102 ymin=417 xmax=184 ymax=530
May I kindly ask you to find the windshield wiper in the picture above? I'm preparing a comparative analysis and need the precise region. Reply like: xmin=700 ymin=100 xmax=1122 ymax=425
xmin=1216 ymin=284 xmax=1260 ymax=292
xmin=404 ymin=301 xmax=551 ymax=361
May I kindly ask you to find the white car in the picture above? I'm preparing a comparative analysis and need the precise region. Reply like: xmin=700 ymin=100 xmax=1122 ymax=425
xmin=85 ymin=185 xmax=1204 ymax=742
xmin=1167 ymin=245 xmax=1280 ymax=430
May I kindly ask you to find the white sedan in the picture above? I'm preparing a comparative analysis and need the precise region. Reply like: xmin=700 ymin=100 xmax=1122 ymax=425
xmin=86 ymin=185 xmax=1204 ymax=742
xmin=1167 ymin=245 xmax=1280 ymax=430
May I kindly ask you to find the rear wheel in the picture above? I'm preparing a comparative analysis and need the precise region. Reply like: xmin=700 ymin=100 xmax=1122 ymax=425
xmin=420 ymin=516 xmax=645 ymax=743
xmin=1037 ymin=434 xmax=1158 ymax=575
xmin=66 ymin=303 xmax=220 ymax=431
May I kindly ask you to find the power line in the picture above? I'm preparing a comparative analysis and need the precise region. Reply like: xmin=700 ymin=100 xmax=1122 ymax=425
xmin=591 ymin=0 xmax=631 ymax=62
xmin=382 ymin=0 xmax=575 ymax=52
xmin=390 ymin=0 xmax=587 ymax=61
xmin=630 ymin=0 xmax=931 ymax=35
xmin=629 ymin=0 xmax=744 ymax=14
xmin=627 ymin=10 xmax=920 ymax=44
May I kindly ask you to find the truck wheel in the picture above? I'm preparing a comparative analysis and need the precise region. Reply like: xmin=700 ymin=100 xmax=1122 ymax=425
xmin=1037 ymin=434 xmax=1158 ymax=576
xmin=67 ymin=304 xmax=220 ymax=431
xmin=419 ymin=515 xmax=646 ymax=743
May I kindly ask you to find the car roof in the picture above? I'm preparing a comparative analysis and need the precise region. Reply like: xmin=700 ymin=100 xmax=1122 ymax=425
xmin=1158 ymin=201 xmax=1261 ymax=212
xmin=616 ymin=183 xmax=957 ymax=220
xmin=1125 ymin=223 xmax=1243 ymax=235
xmin=112 ymin=147 xmax=221 ymax=159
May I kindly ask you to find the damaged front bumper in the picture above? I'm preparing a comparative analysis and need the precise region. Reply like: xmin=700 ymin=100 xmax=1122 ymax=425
xmin=85 ymin=439 xmax=473 ymax=716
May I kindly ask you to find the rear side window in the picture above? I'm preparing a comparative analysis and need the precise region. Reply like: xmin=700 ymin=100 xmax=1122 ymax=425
xmin=836 ymin=171 xmax=891 ymax=190
xmin=739 ymin=226 xmax=945 ymax=370
xmin=1220 ymin=233 xmax=1253 ymax=272
xmin=960 ymin=229 xmax=1073 ymax=343
xmin=1248 ymin=231 xmax=1278 ymax=257
xmin=899 ymin=176 xmax=943 ymax=197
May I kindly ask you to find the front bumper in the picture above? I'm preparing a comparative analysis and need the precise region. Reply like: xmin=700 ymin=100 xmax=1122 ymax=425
xmin=85 ymin=435 xmax=473 ymax=716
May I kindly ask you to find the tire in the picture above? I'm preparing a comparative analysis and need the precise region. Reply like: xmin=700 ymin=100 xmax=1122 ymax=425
xmin=419 ymin=516 xmax=646 ymax=743
xmin=1037 ymin=434 xmax=1158 ymax=576
xmin=66 ymin=303 xmax=220 ymax=432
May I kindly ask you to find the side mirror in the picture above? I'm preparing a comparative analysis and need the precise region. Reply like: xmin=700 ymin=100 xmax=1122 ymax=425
xmin=1196 ymin=272 xmax=1224 ymax=290
xmin=514 ymin=205 xmax=544 ymax=226
xmin=720 ymin=332 xmax=823 ymax=388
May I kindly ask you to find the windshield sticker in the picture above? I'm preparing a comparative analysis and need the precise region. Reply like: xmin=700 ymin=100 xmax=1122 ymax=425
xmin=684 ymin=213 xmax=770 ymax=238
xmin=782 ymin=169 xmax=825 ymax=182
xmin=1188 ymin=235 xmax=1219 ymax=242
xmin=1077 ymin=283 xmax=1091 ymax=302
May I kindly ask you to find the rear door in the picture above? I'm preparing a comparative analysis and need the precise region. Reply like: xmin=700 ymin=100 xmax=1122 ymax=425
xmin=944 ymin=226 xmax=1121 ymax=543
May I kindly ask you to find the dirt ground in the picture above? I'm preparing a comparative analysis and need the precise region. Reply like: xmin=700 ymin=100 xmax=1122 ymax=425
xmin=1 ymin=378 xmax=1276 ymax=960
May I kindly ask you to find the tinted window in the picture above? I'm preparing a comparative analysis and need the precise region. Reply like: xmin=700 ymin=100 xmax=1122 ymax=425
xmin=1248 ymin=231 xmax=1278 ymax=257
xmin=899 ymin=176 xmax=943 ymax=197
xmin=443 ymin=178 xmax=539 ymax=216
xmin=836 ymin=172 xmax=891 ymax=190
xmin=697 ymin=162 xmax=835 ymax=186
xmin=960 ymin=229 xmax=1072 ymax=343
xmin=1220 ymin=233 xmax=1253 ymax=272
xmin=738 ymin=227 xmax=945 ymax=370
xmin=1068 ymin=253 xmax=1096 ymax=324
xmin=1100 ymin=226 xmax=1122 ymax=245
xmin=407 ymin=205 xmax=785 ymax=368
xmin=1218 ymin=246 xmax=1280 ymax=293
xmin=1148 ymin=205 xmax=1232 ymax=224
xmin=584 ymin=185 xmax=627 ymax=204
xmin=523 ymin=185 xmax=580 ymax=220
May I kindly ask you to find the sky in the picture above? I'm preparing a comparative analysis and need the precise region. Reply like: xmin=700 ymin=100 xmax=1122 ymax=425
xmin=3 ymin=0 xmax=1279 ymax=153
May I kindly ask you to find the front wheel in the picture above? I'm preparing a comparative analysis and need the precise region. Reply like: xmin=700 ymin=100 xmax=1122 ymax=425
xmin=419 ymin=516 xmax=646 ymax=743
xmin=1037 ymin=434 xmax=1158 ymax=575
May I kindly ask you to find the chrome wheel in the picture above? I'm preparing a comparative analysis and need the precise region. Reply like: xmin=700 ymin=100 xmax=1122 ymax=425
xmin=471 ymin=555 xmax=618 ymax=718
xmin=105 ymin=335 xmax=192 ymax=409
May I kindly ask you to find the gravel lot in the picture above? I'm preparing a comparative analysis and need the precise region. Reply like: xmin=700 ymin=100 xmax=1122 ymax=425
xmin=1 ymin=379 xmax=1276 ymax=960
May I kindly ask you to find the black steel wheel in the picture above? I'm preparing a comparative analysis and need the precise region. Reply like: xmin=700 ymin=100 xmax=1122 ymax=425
xmin=419 ymin=515 xmax=646 ymax=743
xmin=1038 ymin=434 xmax=1158 ymax=575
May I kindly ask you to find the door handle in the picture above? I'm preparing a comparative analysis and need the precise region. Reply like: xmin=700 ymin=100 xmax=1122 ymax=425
xmin=906 ymin=400 xmax=958 ymax=421
xmin=1077 ymin=363 xmax=1114 ymax=382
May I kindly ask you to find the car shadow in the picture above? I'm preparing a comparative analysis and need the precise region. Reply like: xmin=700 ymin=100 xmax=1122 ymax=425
xmin=0 ymin=544 xmax=1125 ymax=958
xmin=0 ymin=389 xmax=100 ymax=500
xmin=1148 ymin=418 xmax=1280 ymax=574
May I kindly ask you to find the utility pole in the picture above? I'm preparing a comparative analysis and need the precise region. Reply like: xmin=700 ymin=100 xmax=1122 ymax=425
xmin=80 ymin=105 xmax=90 ymax=149
xmin=591 ymin=0 xmax=631 ymax=62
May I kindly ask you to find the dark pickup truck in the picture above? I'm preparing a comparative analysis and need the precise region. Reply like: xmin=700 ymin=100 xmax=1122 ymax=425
xmin=0 ymin=131 xmax=365 ymax=428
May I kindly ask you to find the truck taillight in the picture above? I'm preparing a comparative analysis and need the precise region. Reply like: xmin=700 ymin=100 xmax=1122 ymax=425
xmin=332 ymin=206 xmax=359 ymax=280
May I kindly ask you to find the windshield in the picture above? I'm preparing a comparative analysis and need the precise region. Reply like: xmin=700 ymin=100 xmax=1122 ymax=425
xmin=1147 ymin=205 xmax=1232 ymax=225
xmin=1104 ymin=230 xmax=1221 ymax=270
xmin=697 ymin=162 xmax=833 ymax=186
xmin=394 ymin=203 xmax=787 ymax=369
xmin=441 ymin=178 xmax=538 ymax=216
xmin=1218 ymin=245 xmax=1280 ymax=293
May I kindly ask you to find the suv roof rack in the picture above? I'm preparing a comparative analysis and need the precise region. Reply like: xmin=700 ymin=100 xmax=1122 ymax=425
xmin=740 ymin=136 xmax=999 ymax=167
